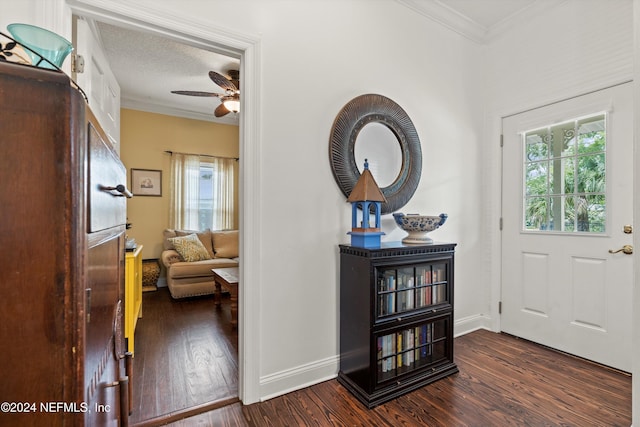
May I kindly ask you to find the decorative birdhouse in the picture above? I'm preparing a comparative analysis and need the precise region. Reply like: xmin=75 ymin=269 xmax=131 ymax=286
xmin=347 ymin=159 xmax=387 ymax=248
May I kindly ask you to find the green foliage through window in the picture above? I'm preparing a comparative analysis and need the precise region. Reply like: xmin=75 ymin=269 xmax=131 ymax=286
xmin=523 ymin=114 xmax=606 ymax=233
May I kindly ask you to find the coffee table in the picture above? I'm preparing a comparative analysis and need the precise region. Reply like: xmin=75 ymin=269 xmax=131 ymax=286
xmin=212 ymin=267 xmax=239 ymax=328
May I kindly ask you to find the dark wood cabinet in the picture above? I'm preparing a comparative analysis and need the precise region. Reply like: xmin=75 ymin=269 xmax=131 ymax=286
xmin=338 ymin=242 xmax=458 ymax=408
xmin=0 ymin=61 xmax=129 ymax=426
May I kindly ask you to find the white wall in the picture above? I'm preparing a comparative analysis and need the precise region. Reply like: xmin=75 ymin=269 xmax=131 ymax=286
xmin=0 ymin=0 xmax=38 ymax=30
xmin=483 ymin=0 xmax=634 ymax=331
xmin=7 ymin=0 xmax=635 ymax=408
xmin=6 ymin=0 xmax=635 ymax=409
xmin=77 ymin=0 xmax=484 ymax=401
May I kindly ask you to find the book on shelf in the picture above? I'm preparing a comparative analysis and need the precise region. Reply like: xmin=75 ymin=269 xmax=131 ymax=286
xmin=432 ymin=284 xmax=446 ymax=304
xmin=388 ymin=335 xmax=395 ymax=371
xmin=379 ymin=334 xmax=396 ymax=373
xmin=406 ymin=277 xmax=414 ymax=310
xmin=397 ymin=274 xmax=406 ymax=311
xmin=424 ymin=268 xmax=433 ymax=306
xmin=414 ymin=325 xmax=427 ymax=359
xmin=396 ymin=272 xmax=415 ymax=312
xmin=402 ymin=329 xmax=415 ymax=366
xmin=388 ymin=273 xmax=396 ymax=314
xmin=378 ymin=272 xmax=399 ymax=316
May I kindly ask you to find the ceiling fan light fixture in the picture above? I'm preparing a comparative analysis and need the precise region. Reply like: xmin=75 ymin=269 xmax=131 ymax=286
xmin=172 ymin=69 xmax=240 ymax=117
xmin=222 ymin=96 xmax=240 ymax=113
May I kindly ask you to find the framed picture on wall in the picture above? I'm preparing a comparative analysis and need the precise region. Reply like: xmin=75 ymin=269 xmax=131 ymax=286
xmin=131 ymin=169 xmax=162 ymax=196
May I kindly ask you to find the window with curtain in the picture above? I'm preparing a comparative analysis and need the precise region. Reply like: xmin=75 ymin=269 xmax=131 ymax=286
xmin=170 ymin=153 xmax=236 ymax=231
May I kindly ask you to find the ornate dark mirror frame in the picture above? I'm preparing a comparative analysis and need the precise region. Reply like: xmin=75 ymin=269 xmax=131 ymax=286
xmin=329 ymin=94 xmax=422 ymax=214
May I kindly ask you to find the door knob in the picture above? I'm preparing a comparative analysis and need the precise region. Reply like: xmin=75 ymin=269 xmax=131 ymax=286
xmin=609 ymin=245 xmax=633 ymax=255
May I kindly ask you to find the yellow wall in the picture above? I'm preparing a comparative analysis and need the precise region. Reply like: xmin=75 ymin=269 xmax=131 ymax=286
xmin=119 ymin=108 xmax=239 ymax=262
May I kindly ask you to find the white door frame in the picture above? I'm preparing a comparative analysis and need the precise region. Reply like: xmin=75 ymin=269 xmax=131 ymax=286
xmin=66 ymin=0 xmax=263 ymax=404
xmin=632 ymin=1 xmax=640 ymax=425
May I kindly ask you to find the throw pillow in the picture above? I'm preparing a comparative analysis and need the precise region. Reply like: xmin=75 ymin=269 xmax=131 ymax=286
xmin=212 ymin=230 xmax=239 ymax=259
xmin=164 ymin=228 xmax=215 ymax=259
xmin=163 ymin=229 xmax=178 ymax=250
xmin=168 ymin=233 xmax=212 ymax=262
xmin=177 ymin=229 xmax=215 ymax=259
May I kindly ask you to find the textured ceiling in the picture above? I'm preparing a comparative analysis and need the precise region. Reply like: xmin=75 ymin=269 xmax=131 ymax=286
xmin=96 ymin=21 xmax=241 ymax=125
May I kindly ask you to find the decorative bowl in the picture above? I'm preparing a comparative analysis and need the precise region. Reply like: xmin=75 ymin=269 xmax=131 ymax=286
xmin=392 ymin=212 xmax=448 ymax=244
xmin=7 ymin=23 xmax=73 ymax=69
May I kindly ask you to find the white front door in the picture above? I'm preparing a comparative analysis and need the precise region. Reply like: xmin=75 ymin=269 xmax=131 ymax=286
xmin=501 ymin=83 xmax=633 ymax=372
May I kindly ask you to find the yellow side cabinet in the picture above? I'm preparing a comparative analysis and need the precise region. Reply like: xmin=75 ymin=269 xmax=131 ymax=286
xmin=125 ymin=245 xmax=143 ymax=355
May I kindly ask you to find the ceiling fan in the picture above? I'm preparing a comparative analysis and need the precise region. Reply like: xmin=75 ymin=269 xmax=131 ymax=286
xmin=171 ymin=69 xmax=240 ymax=117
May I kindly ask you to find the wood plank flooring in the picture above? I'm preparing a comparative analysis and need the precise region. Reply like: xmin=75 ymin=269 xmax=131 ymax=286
xmin=165 ymin=329 xmax=631 ymax=427
xmin=130 ymin=287 xmax=238 ymax=425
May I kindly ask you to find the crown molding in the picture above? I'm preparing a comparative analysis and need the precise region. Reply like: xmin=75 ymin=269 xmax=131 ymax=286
xmin=396 ymin=0 xmax=487 ymax=43
xmin=395 ymin=0 xmax=565 ymax=44
xmin=484 ymin=0 xmax=568 ymax=43
xmin=121 ymin=95 xmax=239 ymax=126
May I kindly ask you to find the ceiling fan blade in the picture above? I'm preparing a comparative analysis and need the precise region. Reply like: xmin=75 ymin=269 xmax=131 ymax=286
xmin=209 ymin=71 xmax=237 ymax=92
xmin=214 ymin=103 xmax=230 ymax=117
xmin=228 ymin=70 xmax=240 ymax=92
xmin=171 ymin=90 xmax=222 ymax=97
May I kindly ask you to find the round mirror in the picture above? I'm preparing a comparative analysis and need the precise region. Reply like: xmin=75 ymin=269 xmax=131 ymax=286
xmin=354 ymin=123 xmax=403 ymax=188
xmin=329 ymin=94 xmax=422 ymax=214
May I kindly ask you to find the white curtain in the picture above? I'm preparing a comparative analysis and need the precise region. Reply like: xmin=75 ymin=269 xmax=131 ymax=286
xmin=169 ymin=153 xmax=200 ymax=230
xmin=211 ymin=157 xmax=236 ymax=230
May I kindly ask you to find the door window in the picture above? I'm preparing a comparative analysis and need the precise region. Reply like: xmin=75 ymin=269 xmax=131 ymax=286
xmin=523 ymin=113 xmax=606 ymax=233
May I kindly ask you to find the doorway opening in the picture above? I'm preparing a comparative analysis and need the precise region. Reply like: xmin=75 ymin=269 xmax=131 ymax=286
xmin=69 ymin=1 xmax=262 ymax=422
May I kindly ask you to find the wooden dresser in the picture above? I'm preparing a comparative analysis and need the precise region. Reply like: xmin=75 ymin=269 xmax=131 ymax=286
xmin=0 ymin=61 xmax=131 ymax=426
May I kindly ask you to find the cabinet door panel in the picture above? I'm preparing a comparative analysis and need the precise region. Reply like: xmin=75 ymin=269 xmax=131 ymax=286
xmin=88 ymin=123 xmax=126 ymax=232
xmin=375 ymin=315 xmax=451 ymax=387
xmin=85 ymin=233 xmax=123 ymax=426
xmin=375 ymin=260 xmax=452 ymax=321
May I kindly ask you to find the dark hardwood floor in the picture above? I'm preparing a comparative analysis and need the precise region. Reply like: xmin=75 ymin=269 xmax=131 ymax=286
xmin=165 ymin=329 xmax=631 ymax=427
xmin=130 ymin=287 xmax=238 ymax=425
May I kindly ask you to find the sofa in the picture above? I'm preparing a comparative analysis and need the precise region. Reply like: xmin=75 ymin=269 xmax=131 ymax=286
xmin=161 ymin=228 xmax=239 ymax=299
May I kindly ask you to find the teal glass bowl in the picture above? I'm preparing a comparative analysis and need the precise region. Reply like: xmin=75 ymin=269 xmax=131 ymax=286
xmin=7 ymin=23 xmax=73 ymax=69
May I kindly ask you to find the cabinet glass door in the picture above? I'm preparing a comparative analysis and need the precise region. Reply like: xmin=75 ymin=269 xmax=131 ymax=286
xmin=376 ymin=317 xmax=449 ymax=384
xmin=377 ymin=263 xmax=449 ymax=318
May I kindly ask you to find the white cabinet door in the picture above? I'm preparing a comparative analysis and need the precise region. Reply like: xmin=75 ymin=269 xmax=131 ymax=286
xmin=74 ymin=17 xmax=121 ymax=154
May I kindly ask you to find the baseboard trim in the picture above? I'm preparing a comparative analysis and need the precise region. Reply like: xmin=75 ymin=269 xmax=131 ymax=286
xmin=454 ymin=313 xmax=493 ymax=337
xmin=257 ymin=314 xmax=494 ymax=402
xmin=259 ymin=355 xmax=339 ymax=402
xmin=132 ymin=396 xmax=239 ymax=427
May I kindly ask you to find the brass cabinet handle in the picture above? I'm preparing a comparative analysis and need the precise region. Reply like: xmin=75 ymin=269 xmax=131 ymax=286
xmin=609 ymin=245 xmax=633 ymax=255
